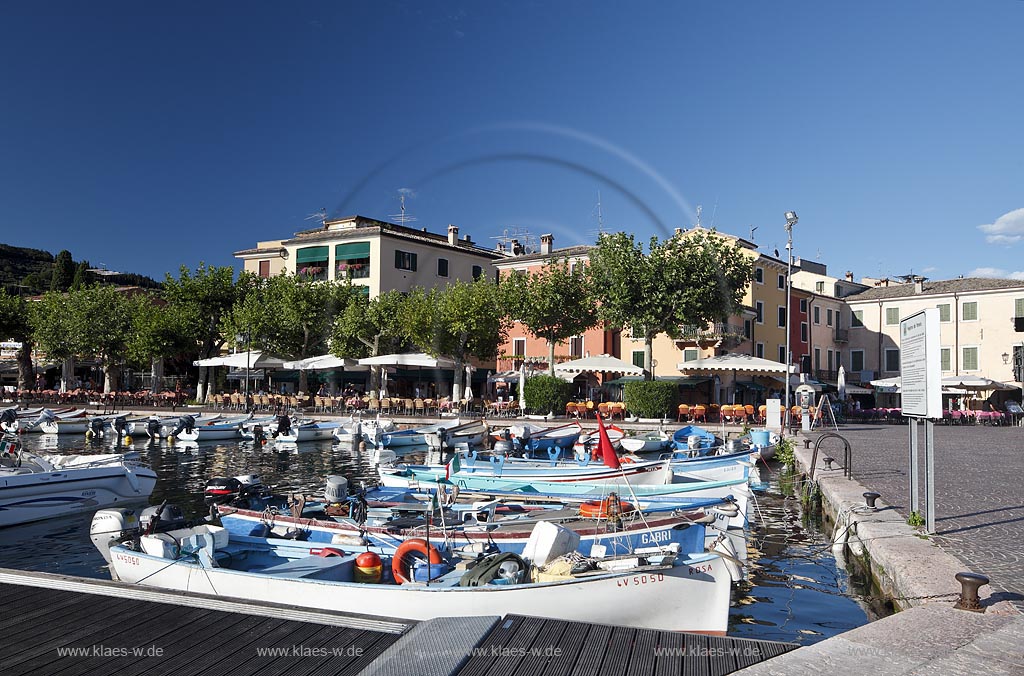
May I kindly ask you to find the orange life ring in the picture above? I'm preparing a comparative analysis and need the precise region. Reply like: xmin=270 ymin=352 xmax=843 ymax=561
xmin=620 ymin=456 xmax=635 ymax=464
xmin=579 ymin=498 xmax=636 ymax=518
xmin=392 ymin=538 xmax=444 ymax=584
xmin=315 ymin=547 xmax=346 ymax=557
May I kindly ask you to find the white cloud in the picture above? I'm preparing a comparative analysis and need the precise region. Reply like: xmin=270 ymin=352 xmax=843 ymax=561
xmin=978 ymin=208 xmax=1024 ymax=244
xmin=968 ymin=267 xmax=1024 ymax=280
xmin=969 ymin=267 xmax=1006 ymax=277
xmin=922 ymin=266 xmax=937 ymax=273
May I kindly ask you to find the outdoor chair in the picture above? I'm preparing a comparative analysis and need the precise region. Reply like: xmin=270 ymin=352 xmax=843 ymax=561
xmin=692 ymin=405 xmax=707 ymax=423
xmin=745 ymin=404 xmax=757 ymax=423
xmin=677 ymin=404 xmax=690 ymax=422
xmin=414 ymin=398 xmax=425 ymax=416
xmin=609 ymin=402 xmax=625 ymax=420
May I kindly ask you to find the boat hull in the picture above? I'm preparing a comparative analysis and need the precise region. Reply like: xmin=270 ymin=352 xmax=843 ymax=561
xmin=108 ymin=545 xmax=731 ymax=634
xmin=0 ymin=465 xmax=157 ymax=527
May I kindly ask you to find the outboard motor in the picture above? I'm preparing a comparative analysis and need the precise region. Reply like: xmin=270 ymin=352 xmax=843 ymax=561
xmin=0 ymin=408 xmax=17 ymax=433
xmin=86 ymin=417 xmax=106 ymax=438
xmin=204 ymin=477 xmax=243 ymax=505
xmin=273 ymin=414 xmax=292 ymax=439
xmin=251 ymin=423 xmax=267 ymax=445
xmin=146 ymin=416 xmax=162 ymax=438
xmin=139 ymin=503 xmax=186 ymax=534
xmin=112 ymin=416 xmax=127 ymax=437
xmin=169 ymin=414 xmax=196 ymax=438
xmin=90 ymin=508 xmax=142 ymax=564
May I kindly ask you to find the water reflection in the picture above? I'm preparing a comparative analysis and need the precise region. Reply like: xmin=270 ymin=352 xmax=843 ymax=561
xmin=1 ymin=434 xmax=871 ymax=644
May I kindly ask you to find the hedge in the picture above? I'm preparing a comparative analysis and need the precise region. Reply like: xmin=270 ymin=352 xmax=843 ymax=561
xmin=523 ymin=375 xmax=574 ymax=416
xmin=623 ymin=381 xmax=679 ymax=419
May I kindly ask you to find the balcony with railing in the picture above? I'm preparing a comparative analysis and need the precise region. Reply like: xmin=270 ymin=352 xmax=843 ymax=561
xmin=675 ymin=322 xmax=747 ymax=347
xmin=833 ymin=328 xmax=849 ymax=343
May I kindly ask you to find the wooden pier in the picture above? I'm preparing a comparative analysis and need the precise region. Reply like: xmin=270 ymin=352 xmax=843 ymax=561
xmin=0 ymin=567 xmax=796 ymax=675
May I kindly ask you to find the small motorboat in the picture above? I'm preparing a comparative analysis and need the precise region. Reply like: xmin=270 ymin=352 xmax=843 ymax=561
xmin=619 ymin=430 xmax=672 ymax=453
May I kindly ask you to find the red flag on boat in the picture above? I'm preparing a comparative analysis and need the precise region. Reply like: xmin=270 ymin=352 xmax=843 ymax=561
xmin=596 ymin=414 xmax=620 ymax=469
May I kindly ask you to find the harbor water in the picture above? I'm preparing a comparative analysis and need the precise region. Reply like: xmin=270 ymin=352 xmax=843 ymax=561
xmin=0 ymin=433 xmax=875 ymax=645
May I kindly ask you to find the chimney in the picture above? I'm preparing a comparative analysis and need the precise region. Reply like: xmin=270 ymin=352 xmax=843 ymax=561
xmin=447 ymin=224 xmax=459 ymax=245
xmin=913 ymin=277 xmax=924 ymax=294
xmin=511 ymin=238 xmax=523 ymax=255
xmin=540 ymin=233 xmax=553 ymax=255
xmin=845 ymin=271 xmax=853 ymax=282
xmin=675 ymin=228 xmax=683 ymax=236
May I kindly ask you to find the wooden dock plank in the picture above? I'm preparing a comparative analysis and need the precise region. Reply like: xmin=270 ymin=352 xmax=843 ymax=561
xmin=569 ymin=622 xmax=613 ymax=676
xmin=599 ymin=626 xmax=637 ymax=676
xmin=538 ymin=618 xmax=590 ymax=676
xmin=629 ymin=628 xmax=660 ymax=676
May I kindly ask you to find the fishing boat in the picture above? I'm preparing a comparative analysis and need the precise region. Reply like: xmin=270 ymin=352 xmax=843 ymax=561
xmin=128 ymin=413 xmax=219 ymax=439
xmin=422 ymin=419 xmax=489 ymax=450
xmin=166 ymin=413 xmax=268 ymax=442
xmin=670 ymin=425 xmax=720 ymax=453
xmin=272 ymin=420 xmax=345 ymax=443
xmin=0 ymin=433 xmax=157 ymax=527
xmin=40 ymin=414 xmax=119 ymax=436
xmin=619 ymin=430 xmax=672 ymax=453
xmin=101 ymin=520 xmax=732 ymax=633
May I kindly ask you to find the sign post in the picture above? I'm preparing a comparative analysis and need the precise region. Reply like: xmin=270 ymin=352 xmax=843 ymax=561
xmin=900 ymin=308 xmax=942 ymax=534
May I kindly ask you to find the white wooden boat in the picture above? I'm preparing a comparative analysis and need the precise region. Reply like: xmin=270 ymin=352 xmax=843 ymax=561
xmin=272 ymin=420 xmax=344 ymax=443
xmin=0 ymin=435 xmax=156 ymax=527
xmin=105 ymin=524 xmax=731 ymax=634
xmin=167 ymin=414 xmax=267 ymax=442
xmin=620 ymin=430 xmax=672 ymax=453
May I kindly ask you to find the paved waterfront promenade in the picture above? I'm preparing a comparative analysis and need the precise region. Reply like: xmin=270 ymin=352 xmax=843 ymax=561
xmin=806 ymin=422 xmax=1024 ymax=612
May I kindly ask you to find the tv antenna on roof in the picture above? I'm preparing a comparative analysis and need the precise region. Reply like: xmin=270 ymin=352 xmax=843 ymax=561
xmin=749 ymin=225 xmax=758 ymax=241
xmin=491 ymin=225 xmax=538 ymax=255
xmin=305 ymin=208 xmax=327 ymax=227
xmin=389 ymin=194 xmax=417 ymax=226
xmin=586 ymin=191 xmax=607 ymax=239
xmin=694 ymin=205 xmax=703 ymax=228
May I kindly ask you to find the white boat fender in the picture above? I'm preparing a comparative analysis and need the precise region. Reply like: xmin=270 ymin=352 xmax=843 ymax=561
xmin=330 ymin=533 xmax=369 ymax=546
xmin=847 ymin=521 xmax=865 ymax=557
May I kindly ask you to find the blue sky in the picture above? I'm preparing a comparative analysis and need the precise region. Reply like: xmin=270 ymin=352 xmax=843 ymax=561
xmin=2 ymin=1 xmax=1023 ymax=283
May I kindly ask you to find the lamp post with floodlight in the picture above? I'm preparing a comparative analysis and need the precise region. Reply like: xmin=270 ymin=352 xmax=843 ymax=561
xmin=783 ymin=211 xmax=799 ymax=433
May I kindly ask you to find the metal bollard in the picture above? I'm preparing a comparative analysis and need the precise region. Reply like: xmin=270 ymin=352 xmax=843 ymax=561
xmin=803 ymin=439 xmax=813 ymax=449
xmin=863 ymin=491 xmax=880 ymax=509
xmin=953 ymin=572 xmax=989 ymax=612
xmin=823 ymin=456 xmax=835 ymax=470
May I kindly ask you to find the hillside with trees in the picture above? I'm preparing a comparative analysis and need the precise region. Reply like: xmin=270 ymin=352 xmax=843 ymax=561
xmin=0 ymin=243 xmax=160 ymax=293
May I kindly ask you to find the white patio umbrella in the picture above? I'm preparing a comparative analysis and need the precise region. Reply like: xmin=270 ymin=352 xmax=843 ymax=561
xmin=941 ymin=376 xmax=1017 ymax=391
xmin=837 ymin=365 xmax=847 ymax=400
xmin=463 ymin=365 xmax=474 ymax=401
xmin=358 ymin=352 xmax=457 ymax=400
xmin=281 ymin=354 xmax=368 ymax=371
xmin=380 ymin=367 xmax=389 ymax=399
xmin=193 ymin=351 xmax=287 ymax=369
xmin=553 ymin=353 xmax=645 ymax=375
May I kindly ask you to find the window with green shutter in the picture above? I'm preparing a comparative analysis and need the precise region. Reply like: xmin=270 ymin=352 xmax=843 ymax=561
xmin=632 ymin=351 xmax=645 ymax=368
xmin=940 ymin=347 xmax=951 ymax=371
xmin=962 ymin=301 xmax=978 ymax=321
xmin=683 ymin=348 xmax=698 ymax=362
xmin=296 ymin=246 xmax=329 ymax=280
xmin=885 ymin=307 xmax=900 ymax=325
xmin=962 ymin=346 xmax=978 ymax=370
xmin=1015 ymin=298 xmax=1024 ymax=318
xmin=937 ymin=304 xmax=951 ymax=322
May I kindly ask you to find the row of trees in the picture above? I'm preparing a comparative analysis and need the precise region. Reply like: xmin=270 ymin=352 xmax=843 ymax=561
xmin=0 ymin=229 xmax=753 ymax=398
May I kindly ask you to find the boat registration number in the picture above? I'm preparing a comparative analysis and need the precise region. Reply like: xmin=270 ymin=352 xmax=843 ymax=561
xmin=115 ymin=553 xmax=141 ymax=566
xmin=616 ymin=573 xmax=665 ymax=587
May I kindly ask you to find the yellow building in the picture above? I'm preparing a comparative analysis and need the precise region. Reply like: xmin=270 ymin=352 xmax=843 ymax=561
xmin=233 ymin=216 xmax=502 ymax=296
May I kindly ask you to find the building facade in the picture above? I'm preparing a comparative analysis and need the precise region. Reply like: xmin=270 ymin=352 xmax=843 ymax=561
xmin=234 ymin=216 xmax=502 ymax=297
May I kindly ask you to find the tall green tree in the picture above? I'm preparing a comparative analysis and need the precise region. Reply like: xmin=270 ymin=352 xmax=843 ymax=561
xmin=30 ymin=291 xmax=83 ymax=391
xmin=66 ymin=285 xmax=136 ymax=392
xmin=406 ymin=279 xmax=509 ymax=400
xmin=51 ymin=250 xmax=75 ymax=292
xmin=163 ymin=263 xmax=241 ymax=401
xmin=0 ymin=290 xmax=35 ymax=389
xmin=502 ymin=259 xmax=599 ymax=375
xmin=223 ymin=273 xmax=360 ymax=393
xmin=587 ymin=229 xmax=753 ymax=378
xmin=331 ymin=290 xmax=410 ymax=393
xmin=126 ymin=293 xmax=194 ymax=392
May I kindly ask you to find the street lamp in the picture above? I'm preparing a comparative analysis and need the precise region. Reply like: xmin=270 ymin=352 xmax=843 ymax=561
xmin=783 ymin=211 xmax=799 ymax=432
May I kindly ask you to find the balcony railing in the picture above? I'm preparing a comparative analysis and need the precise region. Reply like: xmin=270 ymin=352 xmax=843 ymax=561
xmin=834 ymin=328 xmax=849 ymax=343
xmin=676 ymin=323 xmax=747 ymax=344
